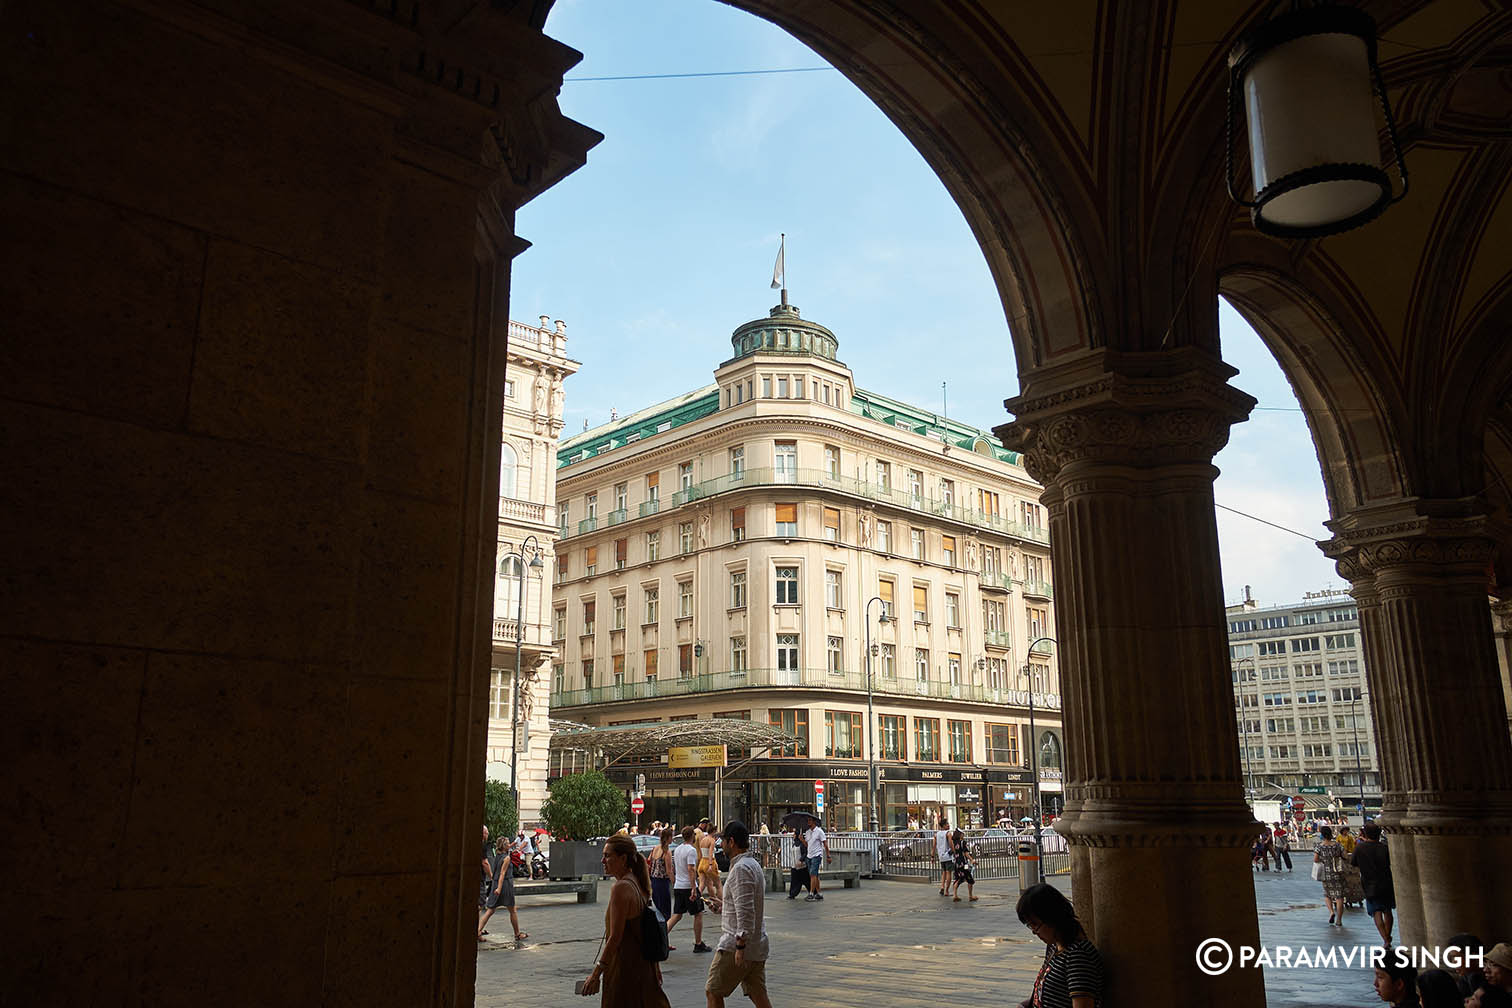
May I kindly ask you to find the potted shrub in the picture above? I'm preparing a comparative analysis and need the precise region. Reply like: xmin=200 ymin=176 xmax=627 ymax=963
xmin=539 ymin=770 xmax=627 ymax=879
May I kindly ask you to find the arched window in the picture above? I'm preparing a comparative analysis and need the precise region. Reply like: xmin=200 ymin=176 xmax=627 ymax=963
xmin=498 ymin=442 xmax=517 ymax=499
xmin=1039 ymin=731 xmax=1062 ymax=768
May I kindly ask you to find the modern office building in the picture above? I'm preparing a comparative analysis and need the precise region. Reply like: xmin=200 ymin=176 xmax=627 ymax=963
xmin=486 ymin=316 xmax=579 ymax=823
xmin=548 ymin=296 xmax=1063 ymax=832
xmin=1226 ymin=589 xmax=1380 ymax=818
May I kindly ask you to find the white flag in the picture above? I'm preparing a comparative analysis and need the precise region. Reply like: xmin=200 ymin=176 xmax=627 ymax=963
xmin=770 ymin=235 xmax=784 ymax=290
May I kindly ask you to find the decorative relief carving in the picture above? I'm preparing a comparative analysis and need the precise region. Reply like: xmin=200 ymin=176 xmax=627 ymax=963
xmin=998 ymin=403 xmax=1241 ymax=484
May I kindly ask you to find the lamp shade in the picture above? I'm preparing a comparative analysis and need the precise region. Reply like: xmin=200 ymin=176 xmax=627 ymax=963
xmin=1230 ymin=6 xmax=1395 ymax=238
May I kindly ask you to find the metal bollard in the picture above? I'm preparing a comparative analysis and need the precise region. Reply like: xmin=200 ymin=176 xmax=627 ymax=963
xmin=1017 ymin=839 xmax=1041 ymax=889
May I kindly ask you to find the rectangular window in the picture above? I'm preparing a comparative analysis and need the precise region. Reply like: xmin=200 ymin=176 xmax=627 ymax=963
xmin=586 ymin=493 xmax=598 ymax=520
xmin=987 ymin=724 xmax=1020 ymax=764
xmin=582 ymin=598 xmax=596 ymax=635
xmin=762 ymin=376 xmax=772 ymax=398
xmin=614 ymin=537 xmax=627 ymax=570
xmin=823 ymin=507 xmax=841 ymax=542
xmin=825 ymin=710 xmax=863 ymax=758
xmin=679 ymin=643 xmax=693 ymax=677
xmin=1028 ymin=606 xmax=1048 ymax=640
xmin=880 ymin=643 xmax=896 ymax=678
xmin=585 ymin=545 xmax=597 ymax=576
xmin=913 ymin=584 xmax=928 ymax=622
xmin=792 ymin=374 xmax=805 ymax=399
xmin=775 ymin=566 xmax=799 ymax=605
xmin=646 ymin=530 xmax=660 ymax=561
xmin=769 ymin=708 xmax=809 ymax=757
xmin=644 ymin=648 xmax=658 ymax=682
xmin=827 ymin=636 xmax=844 ymax=674
xmin=730 ymin=636 xmax=747 ymax=673
xmin=941 ymin=535 xmax=956 ymax=567
xmin=983 ymin=599 xmax=1005 ymax=632
xmin=1325 ymin=633 xmax=1356 ymax=649
xmin=947 ymin=653 xmax=962 ymax=685
xmin=731 ymin=506 xmax=746 ymax=542
xmin=488 ymin=670 xmax=508 ymax=719
xmin=643 ymin=586 xmax=659 ymax=624
xmin=940 ymin=479 xmax=955 ymax=509
xmin=875 ymin=461 xmax=891 ymax=491
xmin=777 ymin=376 xmax=788 ymax=398
xmin=582 ymin=659 xmax=593 ymax=687
xmin=559 ymin=501 xmax=569 ymax=536
xmin=945 ymin=592 xmax=960 ymax=627
xmin=982 ymin=546 xmax=1000 ymax=575
xmin=612 ymin=653 xmax=625 ymax=687
xmin=679 ymin=521 xmax=693 ymax=554
xmin=776 ymin=634 xmax=799 ymax=676
xmin=1025 ymin=555 xmax=1044 ymax=583
xmin=947 ymin=719 xmax=971 ymax=763
xmin=910 ymin=527 xmax=924 ymax=560
xmin=614 ymin=482 xmax=628 ymax=512
xmin=730 ymin=570 xmax=747 ymax=609
xmin=554 ymin=663 xmax=564 ymax=695
xmin=678 ymin=462 xmax=693 ymax=492
xmin=774 ymin=441 xmax=797 ymax=481
xmin=1258 ymin=640 xmax=1287 ymax=657
xmin=1021 ymin=501 xmax=1044 ymax=530
xmin=914 ymin=717 xmax=941 ymax=762
xmin=978 ymin=489 xmax=1000 ymax=517
xmin=876 ymin=520 xmax=892 ymax=553
xmin=646 ymin=471 xmax=660 ymax=505
xmin=678 ymin=579 xmax=693 ymax=618
xmin=775 ymin=502 xmax=798 ymax=537
xmin=879 ymin=714 xmax=904 ymax=760
xmin=878 ymin=578 xmax=894 ymax=619
xmin=612 ymin=593 xmax=626 ymax=630
xmin=1291 ymin=637 xmax=1320 ymax=653
xmin=824 ymin=445 xmax=841 ymax=479
xmin=908 ymin=469 xmax=923 ymax=504
xmin=915 ymin=647 xmax=929 ymax=682
xmin=825 ymin=569 xmax=843 ymax=609
xmin=553 ymin=606 xmax=566 ymax=640
xmin=730 ymin=446 xmax=745 ymax=477
xmin=986 ymin=657 xmax=1008 ymax=690
xmin=504 ymin=379 xmax=515 ymax=399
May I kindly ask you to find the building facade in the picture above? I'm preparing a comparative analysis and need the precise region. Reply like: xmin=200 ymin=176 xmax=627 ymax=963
xmin=487 ymin=316 xmax=579 ymax=824
xmin=549 ymin=298 xmax=1063 ymax=832
xmin=1227 ymin=589 xmax=1381 ymax=817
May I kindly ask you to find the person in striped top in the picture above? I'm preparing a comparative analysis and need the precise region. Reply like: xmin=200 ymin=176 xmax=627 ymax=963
xmin=1015 ymin=883 xmax=1104 ymax=1008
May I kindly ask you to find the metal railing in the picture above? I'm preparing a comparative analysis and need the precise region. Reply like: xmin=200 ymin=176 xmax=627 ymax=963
xmin=758 ymin=829 xmax=1071 ymax=879
xmin=551 ymin=666 xmax=1065 ymax=710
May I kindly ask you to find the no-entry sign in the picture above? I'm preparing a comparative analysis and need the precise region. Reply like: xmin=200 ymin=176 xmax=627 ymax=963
xmin=814 ymin=779 xmax=825 ymax=793
xmin=631 ymin=797 xmax=645 ymax=815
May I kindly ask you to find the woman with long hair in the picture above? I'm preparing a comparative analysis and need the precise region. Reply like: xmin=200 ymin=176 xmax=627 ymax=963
xmin=648 ymin=828 xmax=674 ymax=945
xmin=1015 ymin=883 xmax=1104 ymax=1008
xmin=578 ymin=834 xmax=671 ymax=1007
xmin=1314 ymin=824 xmax=1348 ymax=926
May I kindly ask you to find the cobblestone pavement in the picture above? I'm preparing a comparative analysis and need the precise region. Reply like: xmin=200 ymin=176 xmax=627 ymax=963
xmin=476 ymin=865 xmax=1390 ymax=1007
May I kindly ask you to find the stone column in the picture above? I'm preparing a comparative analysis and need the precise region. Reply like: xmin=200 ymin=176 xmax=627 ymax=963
xmin=1491 ymin=599 xmax=1512 ymax=740
xmin=1323 ymin=507 xmax=1512 ymax=946
xmin=997 ymin=349 xmax=1264 ymax=1008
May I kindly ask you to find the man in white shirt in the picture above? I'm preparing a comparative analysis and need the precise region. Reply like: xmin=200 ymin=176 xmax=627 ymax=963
xmin=802 ymin=815 xmax=829 ymax=901
xmin=936 ymin=817 xmax=954 ymax=895
xmin=667 ymin=825 xmax=712 ymax=953
xmin=705 ymin=821 xmax=773 ymax=1008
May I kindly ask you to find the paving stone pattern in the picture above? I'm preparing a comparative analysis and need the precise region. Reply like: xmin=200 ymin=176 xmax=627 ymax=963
xmin=477 ymin=865 xmax=1381 ymax=1007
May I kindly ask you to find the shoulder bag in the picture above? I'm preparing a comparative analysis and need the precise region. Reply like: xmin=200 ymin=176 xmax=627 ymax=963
xmin=640 ymin=894 xmax=669 ymax=962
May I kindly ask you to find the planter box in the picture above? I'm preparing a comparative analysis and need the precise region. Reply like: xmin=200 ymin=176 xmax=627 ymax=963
xmin=547 ymin=840 xmax=603 ymax=880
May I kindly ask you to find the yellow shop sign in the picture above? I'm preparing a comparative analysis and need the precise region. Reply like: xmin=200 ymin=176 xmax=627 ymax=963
xmin=668 ymin=745 xmax=728 ymax=768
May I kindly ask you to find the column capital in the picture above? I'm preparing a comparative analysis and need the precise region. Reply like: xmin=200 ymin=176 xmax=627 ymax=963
xmin=994 ymin=350 xmax=1255 ymax=484
xmin=1320 ymin=499 xmax=1493 ymax=582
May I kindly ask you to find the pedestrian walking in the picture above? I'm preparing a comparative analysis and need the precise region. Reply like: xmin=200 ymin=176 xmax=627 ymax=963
xmin=1350 ymin=821 xmax=1395 ymax=944
xmin=1373 ymin=957 xmax=1420 ymax=1007
xmin=479 ymin=825 xmax=493 ymax=910
xmin=935 ymin=817 xmax=954 ymax=895
xmin=577 ymin=834 xmax=672 ymax=1008
xmin=949 ymin=828 xmax=978 ymax=902
xmin=1015 ymin=882 xmax=1104 ymax=1008
xmin=1313 ymin=824 xmax=1348 ymax=926
xmin=648 ymin=827 xmax=674 ymax=923
xmin=1272 ymin=822 xmax=1294 ymax=871
xmin=479 ymin=835 xmax=527 ymax=941
xmin=786 ymin=826 xmax=809 ymax=900
xmin=802 ymin=815 xmax=829 ymax=901
xmin=666 ymin=825 xmax=712 ymax=954
xmin=698 ymin=820 xmax=722 ymax=905
xmin=704 ymin=822 xmax=773 ymax=1008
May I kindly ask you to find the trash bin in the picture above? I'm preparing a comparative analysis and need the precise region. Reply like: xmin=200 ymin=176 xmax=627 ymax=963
xmin=1017 ymin=839 xmax=1041 ymax=889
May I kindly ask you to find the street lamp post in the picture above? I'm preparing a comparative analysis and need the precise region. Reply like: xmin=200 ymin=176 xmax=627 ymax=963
xmin=508 ymin=534 xmax=544 ymax=809
xmin=864 ymin=595 xmax=889 ymax=832
xmin=1024 ymin=636 xmax=1056 ymax=862
xmin=1233 ymin=656 xmax=1257 ymax=799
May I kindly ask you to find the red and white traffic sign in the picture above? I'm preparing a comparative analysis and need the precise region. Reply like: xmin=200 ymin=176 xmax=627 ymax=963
xmin=814 ymin=779 xmax=825 ymax=793
xmin=631 ymin=797 xmax=645 ymax=815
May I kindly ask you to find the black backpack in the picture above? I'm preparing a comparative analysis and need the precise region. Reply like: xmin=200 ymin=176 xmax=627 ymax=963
xmin=640 ymin=896 xmax=669 ymax=962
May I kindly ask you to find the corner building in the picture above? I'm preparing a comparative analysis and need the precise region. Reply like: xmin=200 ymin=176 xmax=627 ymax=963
xmin=551 ymin=297 xmax=1063 ymax=832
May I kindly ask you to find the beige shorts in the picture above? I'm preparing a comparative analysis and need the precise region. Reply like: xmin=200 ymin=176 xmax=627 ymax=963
xmin=704 ymin=949 xmax=767 ymax=999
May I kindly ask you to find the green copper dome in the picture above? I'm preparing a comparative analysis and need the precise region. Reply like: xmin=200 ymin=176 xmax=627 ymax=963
xmin=729 ymin=300 xmax=840 ymax=363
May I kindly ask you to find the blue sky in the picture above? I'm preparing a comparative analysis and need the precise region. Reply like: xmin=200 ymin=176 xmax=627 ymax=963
xmin=512 ymin=0 xmax=1346 ymax=608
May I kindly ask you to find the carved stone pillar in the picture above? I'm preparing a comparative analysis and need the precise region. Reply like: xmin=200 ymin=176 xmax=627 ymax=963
xmin=1490 ymin=599 xmax=1512 ymax=739
xmin=997 ymin=349 xmax=1263 ymax=1008
xmin=1323 ymin=506 xmax=1512 ymax=946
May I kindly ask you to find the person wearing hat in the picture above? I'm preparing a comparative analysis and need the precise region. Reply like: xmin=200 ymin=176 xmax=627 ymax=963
xmin=1485 ymin=943 xmax=1512 ymax=993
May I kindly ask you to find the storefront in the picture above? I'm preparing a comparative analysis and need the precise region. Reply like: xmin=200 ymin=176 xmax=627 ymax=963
xmin=604 ymin=764 xmax=713 ymax=830
xmin=985 ymin=769 xmax=1036 ymax=826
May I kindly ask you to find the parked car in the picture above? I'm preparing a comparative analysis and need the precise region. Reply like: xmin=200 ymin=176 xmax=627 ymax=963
xmin=631 ymin=833 xmax=683 ymax=856
xmin=878 ymin=830 xmax=938 ymax=863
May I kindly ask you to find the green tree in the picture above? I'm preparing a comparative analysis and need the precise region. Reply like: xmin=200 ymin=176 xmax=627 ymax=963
xmin=539 ymin=769 xmax=626 ymax=839
xmin=483 ymin=779 xmax=517 ymax=840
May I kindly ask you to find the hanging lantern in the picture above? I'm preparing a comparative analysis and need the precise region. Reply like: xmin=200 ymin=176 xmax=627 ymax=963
xmin=1227 ymin=4 xmax=1408 ymax=239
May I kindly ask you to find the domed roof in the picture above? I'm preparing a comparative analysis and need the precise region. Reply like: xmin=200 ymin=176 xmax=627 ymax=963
xmin=728 ymin=299 xmax=840 ymax=363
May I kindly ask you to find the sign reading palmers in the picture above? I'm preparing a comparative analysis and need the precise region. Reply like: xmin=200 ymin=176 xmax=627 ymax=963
xmin=668 ymin=744 xmax=728 ymax=768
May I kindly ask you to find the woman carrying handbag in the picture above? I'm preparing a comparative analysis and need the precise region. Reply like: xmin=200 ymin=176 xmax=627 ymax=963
xmin=579 ymin=834 xmax=672 ymax=1008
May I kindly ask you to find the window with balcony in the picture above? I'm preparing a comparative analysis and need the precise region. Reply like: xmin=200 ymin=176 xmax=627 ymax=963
xmin=945 ymin=592 xmax=960 ymax=627
xmin=614 ymin=482 xmax=627 ymax=512
xmin=582 ymin=659 xmax=593 ymax=688
xmin=948 ymin=720 xmax=971 ymax=763
xmin=646 ymin=530 xmax=661 ymax=562
xmin=553 ymin=606 xmax=566 ymax=640
xmin=584 ymin=545 xmax=597 ymax=577
xmin=731 ymin=506 xmax=746 ymax=542
xmin=984 ymin=599 xmax=1005 ymax=632
xmin=679 ymin=643 xmax=693 ymax=678
xmin=582 ymin=599 xmax=596 ymax=636
xmin=982 ymin=546 xmax=1000 ymax=575
xmin=941 ymin=535 xmax=956 ymax=568
xmin=947 ymin=653 xmax=962 ymax=685
xmin=775 ymin=503 xmax=797 ymax=538
xmin=1020 ymin=500 xmax=1044 ymax=531
xmin=1028 ymin=606 xmax=1048 ymax=640
xmin=731 ymin=636 xmax=747 ymax=673
xmin=775 ymin=566 xmax=799 ymax=605
xmin=1029 ymin=661 xmax=1050 ymax=690
xmin=879 ymin=714 xmax=903 ymax=760
xmin=679 ymin=522 xmax=693 ymax=554
xmin=775 ymin=441 xmax=797 ymax=482
xmin=914 ymin=717 xmax=941 ymax=762
xmin=678 ymin=462 xmax=693 ymax=492
xmin=910 ymin=527 xmax=924 ymax=560
xmin=553 ymin=663 xmax=564 ymax=695
xmin=776 ymin=634 xmax=799 ymax=675
xmin=614 ymin=538 xmax=627 ymax=571
xmin=1025 ymin=555 xmax=1044 ymax=583
xmin=986 ymin=657 xmax=1008 ymax=690
xmin=730 ymin=569 xmax=747 ymax=609
xmin=645 ymin=471 xmax=660 ymax=509
xmin=878 ymin=578 xmax=894 ymax=619
xmin=678 ymin=580 xmax=693 ymax=618
xmin=940 ymin=479 xmax=955 ymax=509
xmin=978 ymin=489 xmax=1000 ymax=518
xmin=908 ymin=468 xmax=923 ymax=504
xmin=768 ymin=708 xmax=809 ymax=757
xmin=880 ymin=643 xmax=896 ymax=678
xmin=643 ymin=586 xmax=659 ymax=624
xmin=876 ymin=520 xmax=892 ymax=553
xmin=915 ymin=648 xmax=929 ymax=682
xmin=558 ymin=501 xmax=569 ymax=537
xmin=823 ymin=507 xmax=840 ymax=542
xmin=825 ymin=569 xmax=843 ymax=610
xmin=824 ymin=445 xmax=840 ymax=479
xmin=826 ymin=636 xmax=844 ymax=675
xmin=644 ymin=648 xmax=658 ymax=683
xmin=730 ymin=446 xmax=745 ymax=478
xmin=986 ymin=724 xmax=1019 ymax=764
xmin=612 ymin=593 xmax=626 ymax=630
xmin=612 ymin=653 xmax=625 ymax=687
xmin=825 ymin=710 xmax=863 ymax=758
xmin=875 ymin=461 xmax=891 ymax=492
xmin=586 ymin=493 xmax=598 ymax=520
xmin=913 ymin=584 xmax=928 ymax=623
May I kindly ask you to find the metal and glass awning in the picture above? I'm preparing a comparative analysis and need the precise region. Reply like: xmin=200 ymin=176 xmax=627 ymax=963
xmin=549 ymin=719 xmax=797 ymax=760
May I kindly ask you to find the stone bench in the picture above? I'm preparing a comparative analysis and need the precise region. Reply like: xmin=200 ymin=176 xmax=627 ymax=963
xmin=514 ymin=879 xmax=598 ymax=903
xmin=764 ymin=866 xmax=860 ymax=892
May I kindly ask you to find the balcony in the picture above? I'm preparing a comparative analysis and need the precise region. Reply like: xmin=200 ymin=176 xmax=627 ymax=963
xmin=491 ymin=618 xmax=553 ymax=649
xmin=561 ymin=466 xmax=1050 ymax=544
xmin=499 ymin=497 xmax=551 ymax=526
xmin=605 ymin=508 xmax=630 ymax=527
xmin=984 ymin=630 xmax=1013 ymax=650
xmin=979 ymin=570 xmax=1014 ymax=592
xmin=1021 ymin=579 xmax=1054 ymax=600
xmin=550 ymin=666 xmax=1064 ymax=710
